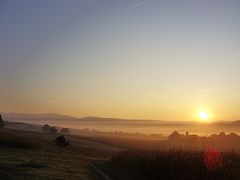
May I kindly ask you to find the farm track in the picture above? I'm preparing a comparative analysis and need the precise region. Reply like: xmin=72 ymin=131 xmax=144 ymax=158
xmin=63 ymin=149 xmax=113 ymax=180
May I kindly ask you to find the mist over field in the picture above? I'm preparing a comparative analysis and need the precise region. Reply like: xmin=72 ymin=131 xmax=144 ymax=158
xmin=2 ymin=113 xmax=240 ymax=136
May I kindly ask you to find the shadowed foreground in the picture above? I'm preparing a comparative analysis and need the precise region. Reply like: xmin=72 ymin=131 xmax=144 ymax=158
xmin=99 ymin=149 xmax=240 ymax=180
xmin=2 ymin=128 xmax=240 ymax=179
xmin=0 ymin=128 xmax=125 ymax=179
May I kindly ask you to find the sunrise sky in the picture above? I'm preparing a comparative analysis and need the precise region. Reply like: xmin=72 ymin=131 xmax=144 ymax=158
xmin=1 ymin=0 xmax=240 ymax=121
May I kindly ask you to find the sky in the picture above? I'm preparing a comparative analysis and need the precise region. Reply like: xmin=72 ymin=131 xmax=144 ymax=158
xmin=1 ymin=0 xmax=240 ymax=121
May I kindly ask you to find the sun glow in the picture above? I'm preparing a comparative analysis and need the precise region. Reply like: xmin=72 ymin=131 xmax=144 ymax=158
xmin=198 ymin=111 xmax=209 ymax=121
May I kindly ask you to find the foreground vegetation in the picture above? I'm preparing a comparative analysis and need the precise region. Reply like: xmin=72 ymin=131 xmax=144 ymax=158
xmin=0 ymin=128 xmax=125 ymax=179
xmin=105 ymin=149 xmax=240 ymax=180
xmin=2 ymin=127 xmax=240 ymax=179
xmin=0 ymin=147 xmax=91 ymax=179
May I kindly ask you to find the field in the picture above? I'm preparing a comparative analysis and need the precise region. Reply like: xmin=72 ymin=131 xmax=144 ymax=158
xmin=0 ymin=128 xmax=127 ymax=179
xmin=97 ymin=149 xmax=240 ymax=180
xmin=2 ymin=128 xmax=240 ymax=179
xmin=0 ymin=147 xmax=90 ymax=179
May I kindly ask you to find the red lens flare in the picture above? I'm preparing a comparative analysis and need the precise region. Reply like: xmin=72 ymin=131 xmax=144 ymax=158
xmin=203 ymin=148 xmax=222 ymax=170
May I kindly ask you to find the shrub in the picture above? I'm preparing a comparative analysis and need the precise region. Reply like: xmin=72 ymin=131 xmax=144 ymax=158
xmin=54 ymin=135 xmax=69 ymax=152
xmin=60 ymin=128 xmax=70 ymax=134
xmin=0 ymin=114 xmax=5 ymax=128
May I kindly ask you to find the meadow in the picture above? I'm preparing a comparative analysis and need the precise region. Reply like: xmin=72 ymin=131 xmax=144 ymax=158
xmin=2 ymin=127 xmax=240 ymax=179
xmin=0 ymin=128 xmax=125 ymax=179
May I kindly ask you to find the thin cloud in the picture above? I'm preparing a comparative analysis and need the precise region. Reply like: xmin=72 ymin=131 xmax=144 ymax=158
xmin=200 ymin=86 xmax=236 ymax=94
xmin=44 ymin=99 xmax=60 ymax=104
xmin=200 ymin=88 xmax=220 ymax=93
xmin=132 ymin=0 xmax=151 ymax=9
xmin=226 ymin=94 xmax=240 ymax=100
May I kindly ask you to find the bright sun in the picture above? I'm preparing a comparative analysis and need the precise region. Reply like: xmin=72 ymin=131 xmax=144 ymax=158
xmin=198 ymin=111 xmax=209 ymax=121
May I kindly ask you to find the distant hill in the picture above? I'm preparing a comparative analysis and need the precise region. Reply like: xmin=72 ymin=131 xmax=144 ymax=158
xmin=2 ymin=112 xmax=237 ymax=126
xmin=2 ymin=113 xmax=79 ymax=122
xmin=230 ymin=120 xmax=240 ymax=126
xmin=1 ymin=113 xmax=192 ymax=124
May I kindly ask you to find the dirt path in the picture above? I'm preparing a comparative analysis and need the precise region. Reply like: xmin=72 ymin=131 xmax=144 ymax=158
xmin=62 ymin=149 xmax=113 ymax=180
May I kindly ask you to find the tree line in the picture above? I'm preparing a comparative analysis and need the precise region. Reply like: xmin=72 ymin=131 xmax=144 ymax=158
xmin=42 ymin=124 xmax=70 ymax=134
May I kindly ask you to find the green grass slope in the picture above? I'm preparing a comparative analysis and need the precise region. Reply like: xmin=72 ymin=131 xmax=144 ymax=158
xmin=0 ymin=128 xmax=125 ymax=179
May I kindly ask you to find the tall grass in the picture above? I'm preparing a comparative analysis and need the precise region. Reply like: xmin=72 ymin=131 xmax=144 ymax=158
xmin=110 ymin=149 xmax=240 ymax=180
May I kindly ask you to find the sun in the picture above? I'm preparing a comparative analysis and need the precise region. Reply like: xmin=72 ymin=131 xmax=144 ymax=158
xmin=194 ymin=108 xmax=213 ymax=122
xmin=198 ymin=111 xmax=209 ymax=121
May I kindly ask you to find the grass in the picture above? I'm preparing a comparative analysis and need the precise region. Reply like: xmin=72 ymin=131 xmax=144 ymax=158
xmin=0 ymin=128 xmax=126 ymax=179
xmin=6 ymin=128 xmax=240 ymax=179
xmin=0 ymin=147 xmax=91 ymax=179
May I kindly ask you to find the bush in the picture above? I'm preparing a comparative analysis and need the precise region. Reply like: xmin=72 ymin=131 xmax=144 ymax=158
xmin=0 ymin=114 xmax=5 ymax=128
xmin=54 ymin=135 xmax=69 ymax=151
xmin=60 ymin=128 xmax=70 ymax=134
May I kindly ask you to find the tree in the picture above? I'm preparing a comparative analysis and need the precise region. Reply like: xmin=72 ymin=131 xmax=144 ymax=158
xmin=50 ymin=127 xmax=58 ymax=134
xmin=42 ymin=124 xmax=50 ymax=132
xmin=54 ymin=135 xmax=69 ymax=152
xmin=60 ymin=128 xmax=70 ymax=134
xmin=168 ymin=131 xmax=183 ymax=141
xmin=0 ymin=114 xmax=5 ymax=128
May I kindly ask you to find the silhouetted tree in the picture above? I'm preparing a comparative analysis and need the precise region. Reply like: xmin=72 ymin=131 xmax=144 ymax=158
xmin=0 ymin=114 xmax=5 ymax=128
xmin=42 ymin=124 xmax=50 ymax=132
xmin=219 ymin=132 xmax=226 ymax=137
xmin=168 ymin=131 xmax=183 ymax=141
xmin=50 ymin=127 xmax=58 ymax=134
xmin=54 ymin=135 xmax=69 ymax=152
xmin=60 ymin=128 xmax=70 ymax=134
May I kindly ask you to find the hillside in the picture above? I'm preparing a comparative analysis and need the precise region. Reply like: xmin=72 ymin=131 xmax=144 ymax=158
xmin=0 ymin=128 xmax=128 ymax=179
